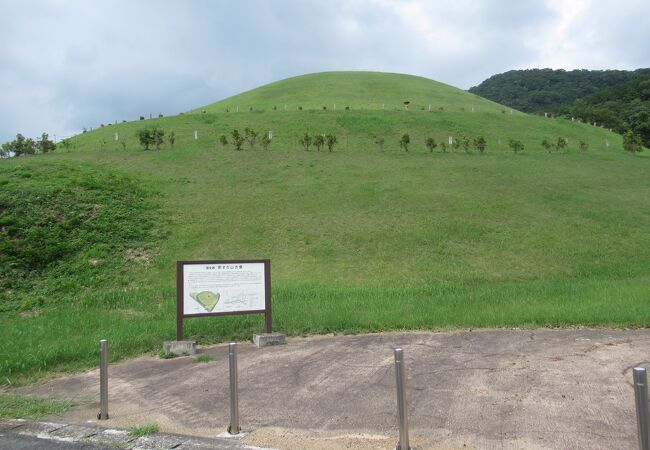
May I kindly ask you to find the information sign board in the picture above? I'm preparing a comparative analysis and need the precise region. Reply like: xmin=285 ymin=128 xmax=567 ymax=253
xmin=176 ymin=259 xmax=271 ymax=340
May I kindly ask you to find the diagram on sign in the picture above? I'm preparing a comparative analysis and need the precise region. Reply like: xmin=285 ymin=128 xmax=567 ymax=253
xmin=189 ymin=291 xmax=221 ymax=312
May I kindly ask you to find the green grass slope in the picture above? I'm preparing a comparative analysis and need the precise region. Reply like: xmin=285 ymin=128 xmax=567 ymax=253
xmin=1 ymin=71 xmax=649 ymax=383
xmin=199 ymin=71 xmax=506 ymax=113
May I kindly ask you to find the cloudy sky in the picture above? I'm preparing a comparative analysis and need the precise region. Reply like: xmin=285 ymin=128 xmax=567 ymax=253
xmin=1 ymin=0 xmax=649 ymax=143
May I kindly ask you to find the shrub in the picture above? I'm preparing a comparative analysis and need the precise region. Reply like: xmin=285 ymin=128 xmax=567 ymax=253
xmin=399 ymin=134 xmax=410 ymax=152
xmin=473 ymin=136 xmax=487 ymax=153
xmin=314 ymin=134 xmax=325 ymax=152
xmin=623 ymin=131 xmax=643 ymax=153
xmin=541 ymin=139 xmax=553 ymax=153
xmin=425 ymin=137 xmax=437 ymax=152
xmin=439 ymin=142 xmax=447 ymax=153
xmin=326 ymin=134 xmax=337 ymax=152
xmin=261 ymin=134 xmax=271 ymax=151
xmin=169 ymin=131 xmax=175 ymax=148
xmin=231 ymin=129 xmax=244 ymax=151
xmin=374 ymin=136 xmax=385 ymax=151
xmin=299 ymin=133 xmax=312 ymax=151
xmin=244 ymin=127 xmax=257 ymax=149
xmin=556 ymin=137 xmax=568 ymax=152
xmin=219 ymin=134 xmax=228 ymax=148
xmin=2 ymin=134 xmax=36 ymax=156
xmin=508 ymin=138 xmax=524 ymax=154
xmin=579 ymin=140 xmax=589 ymax=152
xmin=461 ymin=135 xmax=471 ymax=153
xmin=137 ymin=128 xmax=154 ymax=150
xmin=37 ymin=133 xmax=56 ymax=153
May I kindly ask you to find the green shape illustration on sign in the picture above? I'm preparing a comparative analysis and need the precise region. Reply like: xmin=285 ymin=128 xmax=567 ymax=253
xmin=190 ymin=291 xmax=220 ymax=312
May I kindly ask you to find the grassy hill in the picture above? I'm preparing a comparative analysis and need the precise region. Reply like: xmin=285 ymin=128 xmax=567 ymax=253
xmin=199 ymin=71 xmax=505 ymax=113
xmin=1 ymin=71 xmax=649 ymax=383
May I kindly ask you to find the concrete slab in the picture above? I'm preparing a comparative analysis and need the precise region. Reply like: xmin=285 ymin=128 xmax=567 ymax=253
xmin=253 ymin=333 xmax=286 ymax=347
xmin=0 ymin=419 xmax=272 ymax=450
xmin=163 ymin=341 xmax=197 ymax=355
xmin=15 ymin=328 xmax=650 ymax=449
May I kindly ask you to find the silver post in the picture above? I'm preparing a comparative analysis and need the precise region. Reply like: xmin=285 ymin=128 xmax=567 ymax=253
xmin=394 ymin=348 xmax=410 ymax=450
xmin=98 ymin=339 xmax=108 ymax=420
xmin=634 ymin=367 xmax=649 ymax=450
xmin=228 ymin=342 xmax=240 ymax=434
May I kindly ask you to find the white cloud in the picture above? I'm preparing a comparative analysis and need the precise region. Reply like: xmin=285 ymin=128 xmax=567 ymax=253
xmin=0 ymin=0 xmax=648 ymax=143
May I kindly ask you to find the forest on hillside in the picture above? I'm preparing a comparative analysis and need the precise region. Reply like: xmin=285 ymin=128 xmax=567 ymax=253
xmin=469 ymin=68 xmax=650 ymax=146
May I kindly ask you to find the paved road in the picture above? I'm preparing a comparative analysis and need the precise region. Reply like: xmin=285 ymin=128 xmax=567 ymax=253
xmin=17 ymin=328 xmax=650 ymax=449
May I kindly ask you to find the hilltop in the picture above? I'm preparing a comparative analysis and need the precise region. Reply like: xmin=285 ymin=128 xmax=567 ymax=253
xmin=1 ymin=71 xmax=649 ymax=383
xmin=199 ymin=71 xmax=503 ymax=113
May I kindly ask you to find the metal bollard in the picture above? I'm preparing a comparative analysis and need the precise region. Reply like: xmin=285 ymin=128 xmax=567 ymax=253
xmin=634 ymin=367 xmax=649 ymax=450
xmin=98 ymin=339 xmax=109 ymax=420
xmin=394 ymin=348 xmax=410 ymax=450
xmin=228 ymin=342 xmax=240 ymax=434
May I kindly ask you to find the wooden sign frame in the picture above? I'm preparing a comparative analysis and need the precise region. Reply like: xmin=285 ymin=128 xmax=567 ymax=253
xmin=176 ymin=259 xmax=271 ymax=340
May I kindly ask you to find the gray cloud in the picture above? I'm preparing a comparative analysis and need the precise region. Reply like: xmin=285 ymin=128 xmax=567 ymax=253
xmin=0 ymin=0 xmax=648 ymax=143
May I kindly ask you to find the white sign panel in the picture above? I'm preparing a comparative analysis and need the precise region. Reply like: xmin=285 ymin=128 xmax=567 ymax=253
xmin=182 ymin=262 xmax=266 ymax=315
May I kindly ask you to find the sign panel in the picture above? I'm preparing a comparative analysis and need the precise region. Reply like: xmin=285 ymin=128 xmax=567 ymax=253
xmin=182 ymin=262 xmax=266 ymax=315
xmin=176 ymin=259 xmax=271 ymax=340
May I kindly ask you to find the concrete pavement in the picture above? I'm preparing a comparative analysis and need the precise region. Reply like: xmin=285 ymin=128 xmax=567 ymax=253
xmin=0 ymin=419 xmax=269 ymax=449
xmin=15 ymin=328 xmax=650 ymax=449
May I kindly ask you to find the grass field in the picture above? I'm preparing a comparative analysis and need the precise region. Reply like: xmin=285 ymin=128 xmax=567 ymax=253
xmin=1 ymin=72 xmax=649 ymax=384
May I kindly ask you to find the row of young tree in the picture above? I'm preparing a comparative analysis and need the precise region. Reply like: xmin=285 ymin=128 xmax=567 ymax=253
xmin=219 ymin=127 xmax=273 ymax=151
xmin=0 ymin=133 xmax=56 ymax=157
xmin=130 ymin=126 xmax=645 ymax=155
xmin=396 ymin=134 xmax=488 ymax=153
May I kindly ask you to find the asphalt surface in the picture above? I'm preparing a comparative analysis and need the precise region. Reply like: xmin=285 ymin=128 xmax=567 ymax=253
xmin=12 ymin=328 xmax=650 ymax=449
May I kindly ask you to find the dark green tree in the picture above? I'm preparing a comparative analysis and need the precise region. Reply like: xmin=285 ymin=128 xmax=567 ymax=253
xmin=5 ymin=134 xmax=36 ymax=156
xmin=137 ymin=128 xmax=154 ymax=150
xmin=169 ymin=131 xmax=176 ymax=148
xmin=36 ymin=133 xmax=56 ymax=153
